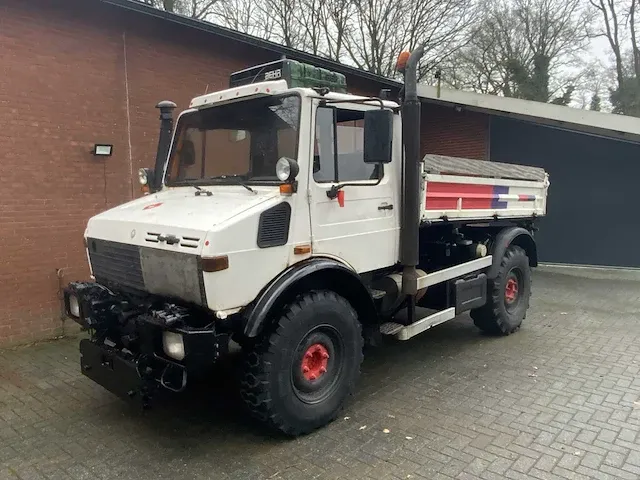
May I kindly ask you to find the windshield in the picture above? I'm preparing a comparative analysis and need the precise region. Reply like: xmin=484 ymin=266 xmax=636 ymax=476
xmin=165 ymin=94 xmax=300 ymax=185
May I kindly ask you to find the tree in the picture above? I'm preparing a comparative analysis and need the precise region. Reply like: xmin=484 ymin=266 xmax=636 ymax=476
xmin=210 ymin=0 xmax=275 ymax=39
xmin=589 ymin=0 xmax=625 ymax=89
xmin=589 ymin=0 xmax=640 ymax=115
xmin=610 ymin=78 xmax=640 ymax=115
xmin=571 ymin=59 xmax=610 ymax=110
xmin=343 ymin=0 xmax=476 ymax=79
xmin=141 ymin=0 xmax=219 ymax=19
xmin=443 ymin=0 xmax=589 ymax=104
xmin=210 ymin=0 xmax=475 ymax=80
xmin=315 ymin=0 xmax=354 ymax=61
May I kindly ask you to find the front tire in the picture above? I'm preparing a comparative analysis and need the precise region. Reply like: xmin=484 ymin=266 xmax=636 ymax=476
xmin=471 ymin=245 xmax=531 ymax=335
xmin=240 ymin=291 xmax=363 ymax=436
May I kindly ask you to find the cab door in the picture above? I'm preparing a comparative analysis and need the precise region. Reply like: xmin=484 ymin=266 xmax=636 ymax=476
xmin=308 ymin=103 xmax=400 ymax=273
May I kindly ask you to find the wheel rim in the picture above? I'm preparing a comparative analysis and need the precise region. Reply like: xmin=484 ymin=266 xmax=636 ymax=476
xmin=504 ymin=268 xmax=522 ymax=311
xmin=291 ymin=326 xmax=343 ymax=405
xmin=301 ymin=344 xmax=330 ymax=381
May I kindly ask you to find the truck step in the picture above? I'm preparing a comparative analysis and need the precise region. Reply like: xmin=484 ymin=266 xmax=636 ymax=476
xmin=368 ymin=288 xmax=387 ymax=300
xmin=379 ymin=322 xmax=404 ymax=335
xmin=380 ymin=307 xmax=456 ymax=341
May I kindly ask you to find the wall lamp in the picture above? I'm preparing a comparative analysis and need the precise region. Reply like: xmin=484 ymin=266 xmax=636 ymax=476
xmin=92 ymin=144 xmax=113 ymax=157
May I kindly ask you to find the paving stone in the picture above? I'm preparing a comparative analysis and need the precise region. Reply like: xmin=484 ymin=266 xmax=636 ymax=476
xmin=1 ymin=268 xmax=640 ymax=479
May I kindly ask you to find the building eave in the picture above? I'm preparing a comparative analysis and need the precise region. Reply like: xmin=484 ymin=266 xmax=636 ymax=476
xmin=418 ymin=84 xmax=640 ymax=144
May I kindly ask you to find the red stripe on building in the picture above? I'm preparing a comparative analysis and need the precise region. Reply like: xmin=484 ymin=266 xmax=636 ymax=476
xmin=426 ymin=182 xmax=495 ymax=210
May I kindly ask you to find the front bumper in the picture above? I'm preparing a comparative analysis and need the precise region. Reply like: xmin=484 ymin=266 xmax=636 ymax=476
xmin=65 ymin=282 xmax=228 ymax=404
xmin=79 ymin=339 xmax=189 ymax=407
xmin=80 ymin=339 xmax=154 ymax=407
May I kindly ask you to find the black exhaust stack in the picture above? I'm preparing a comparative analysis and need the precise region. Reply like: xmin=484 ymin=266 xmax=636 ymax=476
xmin=152 ymin=100 xmax=177 ymax=192
xmin=400 ymin=46 xmax=425 ymax=323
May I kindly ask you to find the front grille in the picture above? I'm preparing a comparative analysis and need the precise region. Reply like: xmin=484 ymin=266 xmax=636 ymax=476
xmin=88 ymin=239 xmax=144 ymax=291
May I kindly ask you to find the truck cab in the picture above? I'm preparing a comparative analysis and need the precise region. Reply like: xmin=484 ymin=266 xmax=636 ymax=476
xmin=65 ymin=51 xmax=549 ymax=436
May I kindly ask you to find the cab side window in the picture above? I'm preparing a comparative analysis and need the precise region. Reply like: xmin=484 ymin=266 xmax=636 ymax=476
xmin=313 ymin=107 xmax=382 ymax=183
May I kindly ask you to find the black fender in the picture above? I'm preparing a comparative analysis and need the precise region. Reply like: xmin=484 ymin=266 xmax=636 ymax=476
xmin=488 ymin=227 xmax=538 ymax=280
xmin=243 ymin=257 xmax=377 ymax=338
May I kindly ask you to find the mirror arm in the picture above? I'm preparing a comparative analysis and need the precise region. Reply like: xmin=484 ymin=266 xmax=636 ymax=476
xmin=326 ymin=176 xmax=384 ymax=199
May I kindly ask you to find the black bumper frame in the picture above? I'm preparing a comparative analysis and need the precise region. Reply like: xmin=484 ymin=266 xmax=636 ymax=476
xmin=80 ymin=339 xmax=155 ymax=407
xmin=67 ymin=282 xmax=229 ymax=405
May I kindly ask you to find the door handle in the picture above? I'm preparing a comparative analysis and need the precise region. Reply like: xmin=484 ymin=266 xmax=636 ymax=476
xmin=378 ymin=204 xmax=394 ymax=211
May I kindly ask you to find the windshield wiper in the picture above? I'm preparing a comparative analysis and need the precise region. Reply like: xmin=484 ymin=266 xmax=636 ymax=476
xmin=208 ymin=175 xmax=256 ymax=194
xmin=193 ymin=185 xmax=212 ymax=196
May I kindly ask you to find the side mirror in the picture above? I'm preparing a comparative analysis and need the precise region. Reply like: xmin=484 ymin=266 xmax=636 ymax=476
xmin=363 ymin=109 xmax=393 ymax=164
xmin=180 ymin=139 xmax=196 ymax=166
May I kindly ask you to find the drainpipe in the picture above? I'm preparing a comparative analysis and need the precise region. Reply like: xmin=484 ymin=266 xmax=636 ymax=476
xmin=400 ymin=46 xmax=425 ymax=323
xmin=152 ymin=100 xmax=177 ymax=192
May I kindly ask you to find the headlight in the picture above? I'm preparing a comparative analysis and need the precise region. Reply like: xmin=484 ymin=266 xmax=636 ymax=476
xmin=68 ymin=294 xmax=80 ymax=318
xmin=162 ymin=332 xmax=185 ymax=361
xmin=275 ymin=157 xmax=299 ymax=182
xmin=138 ymin=168 xmax=150 ymax=186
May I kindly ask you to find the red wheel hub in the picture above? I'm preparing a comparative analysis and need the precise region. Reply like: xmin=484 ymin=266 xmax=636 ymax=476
xmin=301 ymin=343 xmax=329 ymax=381
xmin=505 ymin=277 xmax=519 ymax=303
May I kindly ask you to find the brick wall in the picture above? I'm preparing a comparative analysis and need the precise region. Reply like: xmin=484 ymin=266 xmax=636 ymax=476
xmin=421 ymin=103 xmax=489 ymax=160
xmin=0 ymin=0 xmax=485 ymax=345
xmin=0 ymin=0 xmax=273 ymax=345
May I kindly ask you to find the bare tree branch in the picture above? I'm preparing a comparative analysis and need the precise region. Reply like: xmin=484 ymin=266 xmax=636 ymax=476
xmin=443 ymin=0 xmax=589 ymax=103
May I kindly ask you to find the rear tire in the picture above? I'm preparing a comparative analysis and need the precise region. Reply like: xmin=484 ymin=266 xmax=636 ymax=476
xmin=240 ymin=291 xmax=363 ymax=436
xmin=471 ymin=245 xmax=531 ymax=335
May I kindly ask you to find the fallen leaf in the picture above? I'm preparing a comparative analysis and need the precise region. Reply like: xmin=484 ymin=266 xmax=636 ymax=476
xmin=383 ymin=428 xmax=390 ymax=434
xmin=359 ymin=425 xmax=367 ymax=430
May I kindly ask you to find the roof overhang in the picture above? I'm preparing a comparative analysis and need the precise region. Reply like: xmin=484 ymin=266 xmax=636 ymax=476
xmin=418 ymin=84 xmax=640 ymax=144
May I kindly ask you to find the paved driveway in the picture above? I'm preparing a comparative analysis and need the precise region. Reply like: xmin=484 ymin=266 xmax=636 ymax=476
xmin=2 ymin=267 xmax=640 ymax=480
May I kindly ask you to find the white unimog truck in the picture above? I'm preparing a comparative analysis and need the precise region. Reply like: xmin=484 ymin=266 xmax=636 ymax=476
xmin=65 ymin=47 xmax=549 ymax=435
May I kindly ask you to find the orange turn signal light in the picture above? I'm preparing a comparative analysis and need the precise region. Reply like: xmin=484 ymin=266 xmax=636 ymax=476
xmin=141 ymin=184 xmax=150 ymax=195
xmin=294 ymin=244 xmax=312 ymax=255
xmin=201 ymin=255 xmax=229 ymax=272
xmin=396 ymin=51 xmax=410 ymax=72
xmin=280 ymin=184 xmax=294 ymax=195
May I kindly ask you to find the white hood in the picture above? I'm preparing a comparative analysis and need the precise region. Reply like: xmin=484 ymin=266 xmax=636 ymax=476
xmin=86 ymin=186 xmax=278 ymax=252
